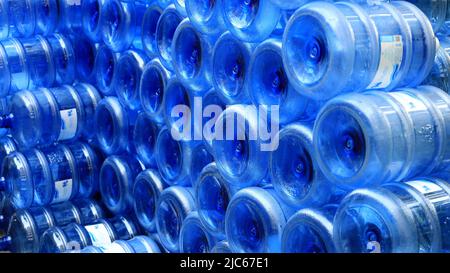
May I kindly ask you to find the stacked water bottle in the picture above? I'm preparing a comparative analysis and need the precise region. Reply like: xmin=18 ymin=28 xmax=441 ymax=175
xmin=0 ymin=0 xmax=448 ymax=254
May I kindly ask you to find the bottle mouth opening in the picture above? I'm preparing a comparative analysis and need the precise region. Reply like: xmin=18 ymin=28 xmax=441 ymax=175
xmin=156 ymin=130 xmax=183 ymax=182
xmin=104 ymin=0 xmax=123 ymax=41
xmin=284 ymin=15 xmax=329 ymax=87
xmin=141 ymin=67 xmax=165 ymax=114
xmin=214 ymin=41 xmax=247 ymax=98
xmin=164 ymin=83 xmax=192 ymax=130
xmin=315 ymin=107 xmax=367 ymax=181
xmin=83 ymin=0 xmax=101 ymax=34
xmin=134 ymin=179 xmax=157 ymax=229
xmin=227 ymin=199 xmax=266 ymax=253
xmin=175 ymin=27 xmax=202 ymax=79
xmin=95 ymin=48 xmax=115 ymax=91
xmin=251 ymin=49 xmax=288 ymax=105
xmin=273 ymin=134 xmax=314 ymax=201
xmin=283 ymin=224 xmax=328 ymax=253
xmin=198 ymin=175 xmax=230 ymax=232
xmin=76 ymin=40 xmax=96 ymax=80
xmin=181 ymin=220 xmax=210 ymax=253
xmin=142 ymin=9 xmax=162 ymax=55
xmin=157 ymin=12 xmax=182 ymax=64
xmin=100 ymin=163 xmax=122 ymax=210
xmin=225 ymin=0 xmax=259 ymax=29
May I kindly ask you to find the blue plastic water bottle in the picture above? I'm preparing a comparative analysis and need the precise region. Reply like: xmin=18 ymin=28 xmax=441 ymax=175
xmin=142 ymin=5 xmax=163 ymax=58
xmin=39 ymin=216 xmax=137 ymax=253
xmin=225 ymin=187 xmax=292 ymax=253
xmin=0 ymin=143 xmax=101 ymax=209
xmin=179 ymin=212 xmax=216 ymax=253
xmin=133 ymin=113 xmax=160 ymax=168
xmin=162 ymin=79 xmax=194 ymax=136
xmin=283 ymin=1 xmax=436 ymax=101
xmin=212 ymin=32 xmax=253 ymax=104
xmin=248 ymin=39 xmax=318 ymax=124
xmin=82 ymin=0 xmax=105 ymax=42
xmin=172 ymin=18 xmax=215 ymax=93
xmin=220 ymin=0 xmax=281 ymax=42
xmin=99 ymin=155 xmax=145 ymax=215
xmin=201 ymin=88 xmax=226 ymax=154
xmin=69 ymin=35 xmax=97 ymax=83
xmin=155 ymin=127 xmax=213 ymax=186
xmin=139 ymin=58 xmax=171 ymax=123
xmin=211 ymin=240 xmax=232 ymax=253
xmin=94 ymin=96 xmax=138 ymax=155
xmin=0 ymin=83 xmax=101 ymax=148
xmin=10 ymin=0 xmax=59 ymax=37
xmin=314 ymin=85 xmax=450 ymax=190
xmin=156 ymin=4 xmax=184 ymax=71
xmin=156 ymin=186 xmax=196 ymax=253
xmin=269 ymin=0 xmax=312 ymax=10
xmin=406 ymin=0 xmax=450 ymax=34
xmin=80 ymin=236 xmax=161 ymax=253
xmin=94 ymin=45 xmax=119 ymax=96
xmin=46 ymin=34 xmax=76 ymax=85
xmin=101 ymin=0 xmax=146 ymax=52
xmin=212 ymin=105 xmax=274 ymax=187
xmin=1 ymin=199 xmax=103 ymax=253
xmin=133 ymin=169 xmax=167 ymax=233
xmin=271 ymin=123 xmax=344 ymax=208
xmin=334 ymin=178 xmax=450 ymax=253
xmin=281 ymin=206 xmax=337 ymax=253
xmin=113 ymin=50 xmax=149 ymax=111
xmin=0 ymin=136 xmax=17 ymax=165
xmin=185 ymin=0 xmax=225 ymax=35
xmin=424 ymin=38 xmax=450 ymax=93
xmin=196 ymin=163 xmax=238 ymax=238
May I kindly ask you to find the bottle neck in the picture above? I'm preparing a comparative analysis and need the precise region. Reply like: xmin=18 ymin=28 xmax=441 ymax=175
xmin=0 ymin=113 xmax=13 ymax=128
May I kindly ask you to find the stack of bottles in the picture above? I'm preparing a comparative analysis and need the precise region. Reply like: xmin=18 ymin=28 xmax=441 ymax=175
xmin=0 ymin=0 xmax=449 ymax=253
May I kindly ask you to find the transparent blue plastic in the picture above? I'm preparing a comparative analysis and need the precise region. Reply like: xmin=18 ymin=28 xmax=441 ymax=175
xmin=269 ymin=0 xmax=312 ymax=10
xmin=196 ymin=163 xmax=238 ymax=238
xmin=202 ymin=88 xmax=226 ymax=154
xmin=212 ymin=105 xmax=272 ymax=187
xmin=139 ymin=58 xmax=171 ymax=123
xmin=58 ymin=0 xmax=83 ymax=34
xmin=69 ymin=35 xmax=97 ymax=83
xmin=0 ymin=0 xmax=15 ymax=40
xmin=8 ymin=0 xmax=34 ymax=37
xmin=212 ymin=32 xmax=253 ymax=104
xmin=101 ymin=0 xmax=146 ymax=52
xmin=155 ymin=127 xmax=213 ymax=186
xmin=281 ymin=207 xmax=337 ymax=253
xmin=156 ymin=186 xmax=196 ymax=253
xmin=314 ymin=85 xmax=450 ymax=190
xmin=99 ymin=155 xmax=145 ymax=215
xmin=272 ymin=123 xmax=342 ymax=208
xmin=1 ymin=84 xmax=101 ymax=148
xmin=39 ymin=216 xmax=137 ymax=253
xmin=248 ymin=39 xmax=318 ymax=124
xmin=94 ymin=45 xmax=119 ymax=96
xmin=211 ymin=240 xmax=232 ymax=253
xmin=1 ymin=143 xmax=100 ymax=209
xmin=407 ymin=0 xmax=449 ymax=34
xmin=180 ymin=212 xmax=216 ymax=253
xmin=156 ymin=4 xmax=184 ymax=71
xmin=34 ymin=0 xmax=59 ymax=36
xmin=283 ymin=1 xmax=436 ymax=101
xmin=424 ymin=38 xmax=450 ymax=93
xmin=0 ymin=136 xmax=17 ymax=165
xmin=46 ymin=34 xmax=76 ymax=85
xmin=80 ymin=236 xmax=161 ymax=253
xmin=162 ymin=79 xmax=194 ymax=136
xmin=172 ymin=18 xmax=215 ymax=93
xmin=133 ymin=169 xmax=167 ymax=233
xmin=225 ymin=187 xmax=289 ymax=253
xmin=94 ymin=96 xmax=138 ymax=155
xmin=142 ymin=5 xmax=163 ymax=58
xmin=133 ymin=113 xmax=160 ymax=167
xmin=334 ymin=178 xmax=450 ymax=253
xmin=113 ymin=50 xmax=149 ymax=111
xmin=220 ymin=0 xmax=281 ymax=42
xmin=4 ymin=200 xmax=103 ymax=253
xmin=174 ymin=0 xmax=187 ymax=16
xmin=186 ymin=0 xmax=225 ymax=35
xmin=82 ymin=0 xmax=105 ymax=43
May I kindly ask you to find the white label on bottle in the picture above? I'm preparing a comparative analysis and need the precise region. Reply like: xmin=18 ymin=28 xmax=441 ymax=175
xmin=85 ymin=223 xmax=113 ymax=247
xmin=100 ymin=243 xmax=128 ymax=253
xmin=405 ymin=180 xmax=443 ymax=194
xmin=368 ymin=35 xmax=403 ymax=89
xmin=53 ymin=179 xmax=73 ymax=203
xmin=58 ymin=108 xmax=78 ymax=141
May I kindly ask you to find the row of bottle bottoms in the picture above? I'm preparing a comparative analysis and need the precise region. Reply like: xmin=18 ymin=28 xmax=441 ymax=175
xmin=0 ymin=1 xmax=449 ymax=110
xmin=1 ymin=172 xmax=449 ymax=253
